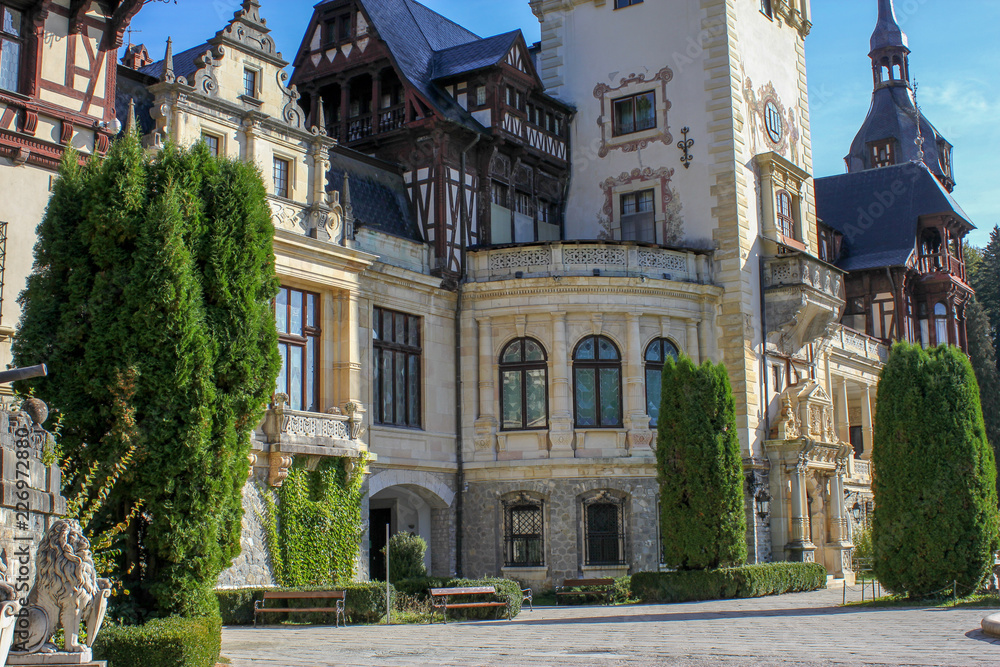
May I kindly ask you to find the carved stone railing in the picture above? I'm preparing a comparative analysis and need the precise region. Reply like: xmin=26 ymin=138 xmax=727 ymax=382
xmin=763 ymin=252 xmax=845 ymax=352
xmin=468 ymin=242 xmax=711 ymax=284
xmin=852 ymin=459 xmax=872 ymax=480
xmin=833 ymin=326 xmax=890 ymax=364
xmin=259 ymin=399 xmax=367 ymax=486
xmin=763 ymin=254 xmax=843 ymax=301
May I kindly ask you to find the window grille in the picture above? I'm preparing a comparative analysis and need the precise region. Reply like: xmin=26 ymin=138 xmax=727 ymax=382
xmin=584 ymin=493 xmax=626 ymax=566
xmin=503 ymin=494 xmax=544 ymax=567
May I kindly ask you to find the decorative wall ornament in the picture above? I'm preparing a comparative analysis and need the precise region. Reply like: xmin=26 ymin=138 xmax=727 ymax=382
xmin=269 ymin=452 xmax=294 ymax=487
xmin=278 ymin=70 xmax=305 ymax=130
xmin=593 ymin=66 xmax=674 ymax=158
xmin=677 ymin=127 xmax=694 ymax=168
xmin=564 ymin=246 xmax=626 ymax=266
xmin=597 ymin=166 xmax=679 ymax=241
xmin=193 ymin=47 xmax=222 ymax=97
xmin=742 ymin=77 xmax=797 ymax=158
xmin=488 ymin=247 xmax=552 ymax=270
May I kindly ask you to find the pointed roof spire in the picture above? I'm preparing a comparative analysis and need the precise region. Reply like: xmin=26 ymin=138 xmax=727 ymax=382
xmin=342 ymin=172 xmax=355 ymax=240
xmin=316 ymin=95 xmax=327 ymax=136
xmin=871 ymin=0 xmax=909 ymax=54
xmin=161 ymin=37 xmax=175 ymax=83
xmin=125 ymin=98 xmax=137 ymax=136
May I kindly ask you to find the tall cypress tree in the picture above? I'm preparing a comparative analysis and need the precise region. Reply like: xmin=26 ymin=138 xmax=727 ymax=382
xmin=656 ymin=356 xmax=747 ymax=570
xmin=13 ymin=132 xmax=280 ymax=619
xmin=967 ymin=300 xmax=1000 ymax=492
xmin=872 ymin=342 xmax=999 ymax=596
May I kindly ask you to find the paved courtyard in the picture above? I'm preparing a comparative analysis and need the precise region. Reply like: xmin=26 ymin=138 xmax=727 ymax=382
xmin=222 ymin=587 xmax=1000 ymax=666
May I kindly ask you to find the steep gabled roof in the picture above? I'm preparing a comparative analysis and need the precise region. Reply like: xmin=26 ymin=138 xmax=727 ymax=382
xmin=328 ymin=148 xmax=422 ymax=243
xmin=431 ymin=30 xmax=519 ymax=80
xmin=815 ymin=162 xmax=973 ymax=272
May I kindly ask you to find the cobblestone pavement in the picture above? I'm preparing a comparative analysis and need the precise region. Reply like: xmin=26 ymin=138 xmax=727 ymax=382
xmin=222 ymin=587 xmax=1000 ymax=666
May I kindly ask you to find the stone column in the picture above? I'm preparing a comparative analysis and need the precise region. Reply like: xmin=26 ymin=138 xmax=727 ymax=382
xmin=836 ymin=379 xmax=851 ymax=446
xmin=861 ymin=384 xmax=873 ymax=460
xmin=549 ymin=311 xmax=574 ymax=455
xmin=787 ymin=458 xmax=815 ymax=562
xmin=473 ymin=317 xmax=497 ymax=454
xmin=346 ymin=292 xmax=362 ymax=407
xmin=623 ymin=313 xmax=650 ymax=453
xmin=686 ymin=319 xmax=700 ymax=363
xmin=828 ymin=462 xmax=852 ymax=578
xmin=760 ymin=162 xmax=776 ymax=236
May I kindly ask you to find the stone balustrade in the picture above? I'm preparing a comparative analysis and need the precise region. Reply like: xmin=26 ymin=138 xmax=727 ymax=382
xmin=833 ymin=326 xmax=890 ymax=364
xmin=468 ymin=242 xmax=711 ymax=284
xmin=763 ymin=253 xmax=843 ymax=301
xmin=852 ymin=459 xmax=872 ymax=480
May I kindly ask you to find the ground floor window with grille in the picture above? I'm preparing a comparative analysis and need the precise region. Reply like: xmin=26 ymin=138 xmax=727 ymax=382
xmin=584 ymin=492 xmax=626 ymax=566
xmin=503 ymin=494 xmax=544 ymax=567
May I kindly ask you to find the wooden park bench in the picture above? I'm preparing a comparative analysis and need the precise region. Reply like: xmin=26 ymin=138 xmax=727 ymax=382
xmin=429 ymin=586 xmax=511 ymax=622
xmin=253 ymin=590 xmax=346 ymax=628
xmin=555 ymin=578 xmax=614 ymax=605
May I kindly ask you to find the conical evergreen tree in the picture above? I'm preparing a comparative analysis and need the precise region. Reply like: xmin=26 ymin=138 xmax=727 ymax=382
xmin=656 ymin=356 xmax=747 ymax=570
xmin=872 ymin=342 xmax=999 ymax=596
xmin=967 ymin=300 xmax=1000 ymax=493
xmin=972 ymin=226 xmax=1000 ymax=370
xmin=14 ymin=131 xmax=280 ymax=619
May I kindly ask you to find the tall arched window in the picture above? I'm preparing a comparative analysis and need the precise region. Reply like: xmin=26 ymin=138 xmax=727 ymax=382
xmin=776 ymin=190 xmax=794 ymax=238
xmin=934 ymin=302 xmax=949 ymax=346
xmin=573 ymin=335 xmax=622 ymax=428
xmin=644 ymin=338 xmax=680 ymax=427
xmin=500 ymin=338 xmax=548 ymax=430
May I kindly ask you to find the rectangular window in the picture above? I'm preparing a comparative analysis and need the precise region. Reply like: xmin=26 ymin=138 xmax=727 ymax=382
xmin=0 ymin=5 xmax=23 ymax=93
xmin=243 ymin=68 xmax=258 ymax=99
xmin=475 ymin=85 xmax=486 ymax=107
xmin=201 ymin=133 xmax=220 ymax=156
xmin=339 ymin=13 xmax=352 ymax=41
xmin=275 ymin=286 xmax=321 ymax=413
xmin=273 ymin=157 xmax=290 ymax=198
xmin=373 ymin=307 xmax=422 ymax=428
xmin=612 ymin=91 xmax=655 ymax=137
xmin=614 ymin=0 xmax=643 ymax=8
xmin=760 ymin=0 xmax=773 ymax=18
xmin=620 ymin=189 xmax=655 ymax=243
xmin=585 ymin=502 xmax=625 ymax=566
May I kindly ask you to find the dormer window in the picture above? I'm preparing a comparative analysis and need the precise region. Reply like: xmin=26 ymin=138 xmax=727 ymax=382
xmin=243 ymin=68 xmax=258 ymax=99
xmin=869 ymin=139 xmax=896 ymax=168
xmin=938 ymin=141 xmax=953 ymax=178
xmin=324 ymin=12 xmax=353 ymax=45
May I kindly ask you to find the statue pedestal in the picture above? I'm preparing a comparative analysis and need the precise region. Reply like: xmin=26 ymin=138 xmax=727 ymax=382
xmin=9 ymin=650 xmax=104 ymax=666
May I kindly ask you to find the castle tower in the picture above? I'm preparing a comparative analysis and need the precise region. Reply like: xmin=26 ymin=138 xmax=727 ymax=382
xmin=846 ymin=0 xmax=955 ymax=191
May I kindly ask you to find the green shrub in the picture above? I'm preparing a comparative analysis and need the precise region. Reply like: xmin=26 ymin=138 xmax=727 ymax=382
xmin=386 ymin=532 xmax=428 ymax=583
xmin=215 ymin=582 xmax=394 ymax=626
xmin=630 ymin=563 xmax=827 ymax=603
xmin=851 ymin=524 xmax=873 ymax=563
xmin=420 ymin=578 xmax=523 ymax=620
xmin=612 ymin=575 xmax=633 ymax=603
xmin=93 ymin=615 xmax=221 ymax=667
xmin=873 ymin=342 xmax=1000 ymax=597
xmin=392 ymin=576 xmax=452 ymax=599
xmin=656 ymin=356 xmax=747 ymax=570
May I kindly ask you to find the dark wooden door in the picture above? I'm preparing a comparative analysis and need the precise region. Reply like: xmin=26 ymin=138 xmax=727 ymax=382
xmin=369 ymin=508 xmax=391 ymax=581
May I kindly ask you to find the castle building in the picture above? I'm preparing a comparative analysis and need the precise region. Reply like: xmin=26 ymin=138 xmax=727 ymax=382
xmin=0 ymin=0 xmax=143 ymax=388
xmin=6 ymin=0 xmax=976 ymax=590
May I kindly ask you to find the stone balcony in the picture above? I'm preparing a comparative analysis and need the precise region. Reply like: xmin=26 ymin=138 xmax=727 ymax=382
xmin=257 ymin=398 xmax=369 ymax=486
xmin=832 ymin=326 xmax=890 ymax=364
xmin=468 ymin=241 xmax=712 ymax=284
xmin=763 ymin=252 xmax=845 ymax=352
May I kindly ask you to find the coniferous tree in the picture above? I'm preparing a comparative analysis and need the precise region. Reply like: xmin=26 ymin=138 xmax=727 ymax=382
xmin=967 ymin=300 xmax=1000 ymax=492
xmin=971 ymin=226 xmax=1000 ymax=369
xmin=656 ymin=356 xmax=747 ymax=570
xmin=13 ymin=131 xmax=280 ymax=619
xmin=872 ymin=342 xmax=999 ymax=597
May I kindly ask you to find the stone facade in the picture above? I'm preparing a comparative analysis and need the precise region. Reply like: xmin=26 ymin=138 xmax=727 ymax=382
xmin=217 ymin=476 xmax=277 ymax=589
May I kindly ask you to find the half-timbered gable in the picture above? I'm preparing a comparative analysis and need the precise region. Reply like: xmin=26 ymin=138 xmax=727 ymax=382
xmin=0 ymin=0 xmax=143 ymax=388
xmin=290 ymin=0 xmax=572 ymax=277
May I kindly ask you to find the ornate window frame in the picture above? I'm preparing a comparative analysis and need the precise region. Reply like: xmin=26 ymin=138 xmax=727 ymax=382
xmin=593 ymin=67 xmax=673 ymax=158
xmin=572 ymin=335 xmax=623 ymax=429
xmin=753 ymin=152 xmax=810 ymax=249
xmin=502 ymin=492 xmax=545 ymax=568
xmin=582 ymin=490 xmax=627 ymax=567
xmin=499 ymin=338 xmax=549 ymax=432
xmin=598 ymin=167 xmax=677 ymax=242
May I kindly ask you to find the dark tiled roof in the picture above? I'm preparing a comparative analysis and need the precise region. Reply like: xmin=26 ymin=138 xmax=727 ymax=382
xmin=328 ymin=149 xmax=421 ymax=243
xmin=138 ymin=42 xmax=212 ymax=82
xmin=815 ymin=162 xmax=973 ymax=272
xmin=115 ymin=68 xmax=157 ymax=136
xmin=319 ymin=0 xmax=488 ymax=133
xmin=431 ymin=30 xmax=519 ymax=80
xmin=846 ymin=85 xmax=952 ymax=185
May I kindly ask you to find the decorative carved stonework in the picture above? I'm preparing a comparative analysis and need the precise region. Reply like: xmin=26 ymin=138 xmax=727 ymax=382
xmin=597 ymin=167 xmax=679 ymax=242
xmin=268 ymin=453 xmax=294 ymax=487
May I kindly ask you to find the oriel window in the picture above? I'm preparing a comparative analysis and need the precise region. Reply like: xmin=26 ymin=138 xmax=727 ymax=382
xmin=373 ymin=307 xmax=422 ymax=428
xmin=612 ymin=91 xmax=656 ymax=137
xmin=0 ymin=5 xmax=23 ymax=93
xmin=275 ymin=287 xmax=321 ymax=413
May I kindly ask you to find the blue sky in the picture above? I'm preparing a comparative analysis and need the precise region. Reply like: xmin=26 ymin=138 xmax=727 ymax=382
xmin=128 ymin=0 xmax=999 ymax=246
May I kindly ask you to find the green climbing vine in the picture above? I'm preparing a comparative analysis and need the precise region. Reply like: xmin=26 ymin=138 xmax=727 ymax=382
xmin=261 ymin=454 xmax=367 ymax=587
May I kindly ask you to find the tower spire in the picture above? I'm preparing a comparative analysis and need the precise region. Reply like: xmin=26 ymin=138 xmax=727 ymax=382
xmin=871 ymin=0 xmax=908 ymax=53
xmin=869 ymin=0 xmax=910 ymax=89
xmin=161 ymin=37 xmax=175 ymax=83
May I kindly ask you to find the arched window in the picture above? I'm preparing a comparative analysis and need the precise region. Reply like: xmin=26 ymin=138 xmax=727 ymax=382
xmin=644 ymin=338 xmax=680 ymax=427
xmin=503 ymin=493 xmax=544 ymax=567
xmin=934 ymin=302 xmax=949 ymax=346
xmin=573 ymin=335 xmax=622 ymax=428
xmin=500 ymin=338 xmax=548 ymax=430
xmin=583 ymin=491 xmax=626 ymax=566
xmin=776 ymin=190 xmax=794 ymax=238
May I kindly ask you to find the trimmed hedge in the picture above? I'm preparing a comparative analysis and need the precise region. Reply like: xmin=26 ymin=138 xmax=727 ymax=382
xmin=394 ymin=577 xmax=523 ymax=619
xmin=216 ymin=582 xmax=395 ymax=626
xmin=631 ymin=563 xmax=827 ymax=603
xmin=93 ymin=616 xmax=221 ymax=667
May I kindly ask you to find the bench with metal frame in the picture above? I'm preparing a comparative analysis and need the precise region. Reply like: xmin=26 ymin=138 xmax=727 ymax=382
xmin=253 ymin=590 xmax=346 ymax=628
xmin=555 ymin=578 xmax=615 ymax=605
xmin=429 ymin=586 xmax=511 ymax=622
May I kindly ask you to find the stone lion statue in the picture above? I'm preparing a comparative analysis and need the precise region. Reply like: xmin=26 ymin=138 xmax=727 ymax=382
xmin=10 ymin=519 xmax=112 ymax=655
